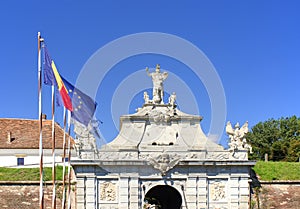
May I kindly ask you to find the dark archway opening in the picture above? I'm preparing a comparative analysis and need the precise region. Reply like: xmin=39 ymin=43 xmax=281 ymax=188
xmin=144 ymin=185 xmax=182 ymax=209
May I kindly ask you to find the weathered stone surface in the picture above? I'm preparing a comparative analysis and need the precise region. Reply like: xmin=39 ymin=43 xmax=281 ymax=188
xmin=253 ymin=183 xmax=300 ymax=209
xmin=0 ymin=184 xmax=75 ymax=209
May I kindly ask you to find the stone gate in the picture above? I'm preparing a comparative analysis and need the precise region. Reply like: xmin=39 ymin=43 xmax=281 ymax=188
xmin=71 ymin=65 xmax=254 ymax=209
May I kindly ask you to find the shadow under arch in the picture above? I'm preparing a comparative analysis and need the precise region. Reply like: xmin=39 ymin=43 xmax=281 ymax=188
xmin=144 ymin=185 xmax=182 ymax=209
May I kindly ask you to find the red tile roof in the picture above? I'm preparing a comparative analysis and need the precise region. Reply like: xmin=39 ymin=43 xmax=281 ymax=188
xmin=0 ymin=118 xmax=74 ymax=149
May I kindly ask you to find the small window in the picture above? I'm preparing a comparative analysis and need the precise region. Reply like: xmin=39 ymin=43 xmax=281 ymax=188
xmin=17 ymin=158 xmax=24 ymax=166
xmin=62 ymin=157 xmax=69 ymax=162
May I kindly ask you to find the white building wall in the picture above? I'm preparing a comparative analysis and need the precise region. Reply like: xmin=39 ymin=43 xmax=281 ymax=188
xmin=0 ymin=149 xmax=77 ymax=168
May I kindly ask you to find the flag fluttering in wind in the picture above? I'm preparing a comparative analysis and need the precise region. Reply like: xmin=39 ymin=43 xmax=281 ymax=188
xmin=59 ymin=77 xmax=97 ymax=126
xmin=43 ymin=47 xmax=73 ymax=112
xmin=43 ymin=45 xmax=97 ymax=126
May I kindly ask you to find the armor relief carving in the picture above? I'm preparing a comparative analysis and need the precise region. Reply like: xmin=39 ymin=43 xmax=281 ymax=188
xmin=209 ymin=179 xmax=227 ymax=202
xmin=99 ymin=182 xmax=117 ymax=202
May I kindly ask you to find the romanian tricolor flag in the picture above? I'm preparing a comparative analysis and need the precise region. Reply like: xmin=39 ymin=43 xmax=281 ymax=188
xmin=43 ymin=46 xmax=73 ymax=111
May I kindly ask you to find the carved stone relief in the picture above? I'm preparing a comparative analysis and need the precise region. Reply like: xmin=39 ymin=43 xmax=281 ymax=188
xmin=147 ymin=153 xmax=181 ymax=175
xmin=119 ymin=152 xmax=138 ymax=159
xmin=148 ymin=107 xmax=177 ymax=124
xmin=206 ymin=152 xmax=229 ymax=160
xmin=230 ymin=151 xmax=247 ymax=160
xmin=98 ymin=152 xmax=118 ymax=160
xmin=209 ymin=180 xmax=227 ymax=202
xmin=99 ymin=182 xmax=117 ymax=202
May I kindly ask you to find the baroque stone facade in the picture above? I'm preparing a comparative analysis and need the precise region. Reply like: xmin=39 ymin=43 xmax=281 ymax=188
xmin=71 ymin=66 xmax=254 ymax=209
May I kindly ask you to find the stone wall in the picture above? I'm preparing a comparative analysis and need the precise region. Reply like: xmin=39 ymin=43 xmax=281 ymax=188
xmin=251 ymin=182 xmax=300 ymax=209
xmin=0 ymin=182 xmax=75 ymax=209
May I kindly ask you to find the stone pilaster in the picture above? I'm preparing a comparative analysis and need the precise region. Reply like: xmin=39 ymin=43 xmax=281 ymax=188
xmin=240 ymin=177 xmax=251 ymax=208
xmin=229 ymin=176 xmax=240 ymax=209
xmin=85 ymin=176 xmax=97 ymax=209
xmin=75 ymin=177 xmax=85 ymax=209
xmin=185 ymin=176 xmax=197 ymax=208
xmin=129 ymin=177 xmax=139 ymax=209
xmin=119 ymin=176 xmax=129 ymax=209
xmin=197 ymin=177 xmax=208 ymax=209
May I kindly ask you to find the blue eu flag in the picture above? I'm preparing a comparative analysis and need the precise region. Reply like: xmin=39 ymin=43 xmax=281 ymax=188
xmin=43 ymin=46 xmax=56 ymax=86
xmin=58 ymin=77 xmax=97 ymax=126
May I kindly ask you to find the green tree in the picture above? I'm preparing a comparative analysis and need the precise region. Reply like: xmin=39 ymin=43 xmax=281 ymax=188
xmin=287 ymin=139 xmax=300 ymax=161
xmin=247 ymin=119 xmax=280 ymax=160
xmin=247 ymin=116 xmax=300 ymax=161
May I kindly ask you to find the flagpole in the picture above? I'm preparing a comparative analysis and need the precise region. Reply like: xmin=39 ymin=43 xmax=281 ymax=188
xmin=38 ymin=32 xmax=44 ymax=209
xmin=67 ymin=110 xmax=72 ymax=209
xmin=51 ymin=85 xmax=56 ymax=209
xmin=62 ymin=107 xmax=67 ymax=209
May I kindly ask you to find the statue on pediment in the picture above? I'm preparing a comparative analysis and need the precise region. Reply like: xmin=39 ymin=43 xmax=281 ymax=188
xmin=146 ymin=64 xmax=168 ymax=104
xmin=168 ymin=92 xmax=176 ymax=108
xmin=226 ymin=121 xmax=252 ymax=154
xmin=73 ymin=120 xmax=98 ymax=159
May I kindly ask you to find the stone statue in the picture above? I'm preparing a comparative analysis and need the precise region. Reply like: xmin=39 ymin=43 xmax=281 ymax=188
xmin=226 ymin=121 xmax=252 ymax=153
xmin=73 ymin=120 xmax=98 ymax=159
xmin=143 ymin=91 xmax=151 ymax=104
xmin=168 ymin=92 xmax=176 ymax=108
xmin=146 ymin=64 xmax=168 ymax=104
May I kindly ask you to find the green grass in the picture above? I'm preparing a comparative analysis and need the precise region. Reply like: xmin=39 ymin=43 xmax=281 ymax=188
xmin=0 ymin=166 xmax=64 ymax=181
xmin=253 ymin=161 xmax=300 ymax=181
xmin=0 ymin=162 xmax=299 ymax=181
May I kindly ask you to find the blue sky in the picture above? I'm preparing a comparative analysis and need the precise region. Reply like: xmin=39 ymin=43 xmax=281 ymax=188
xmin=0 ymin=1 xmax=299 ymax=147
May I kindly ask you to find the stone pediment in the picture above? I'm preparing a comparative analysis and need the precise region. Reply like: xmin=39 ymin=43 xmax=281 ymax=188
xmin=96 ymin=65 xmax=250 ymax=161
xmin=101 ymin=65 xmax=224 ymax=154
xmin=103 ymin=102 xmax=223 ymax=153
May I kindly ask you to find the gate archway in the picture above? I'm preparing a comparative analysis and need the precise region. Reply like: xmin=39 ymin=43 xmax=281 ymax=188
xmin=144 ymin=185 xmax=182 ymax=209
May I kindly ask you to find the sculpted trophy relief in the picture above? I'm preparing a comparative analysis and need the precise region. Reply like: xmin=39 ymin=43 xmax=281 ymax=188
xmin=226 ymin=121 xmax=253 ymax=154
